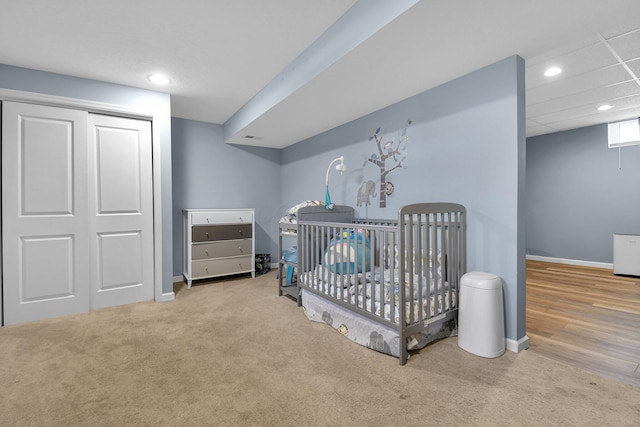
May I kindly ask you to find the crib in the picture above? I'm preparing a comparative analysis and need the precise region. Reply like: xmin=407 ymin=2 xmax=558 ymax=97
xmin=296 ymin=202 xmax=466 ymax=365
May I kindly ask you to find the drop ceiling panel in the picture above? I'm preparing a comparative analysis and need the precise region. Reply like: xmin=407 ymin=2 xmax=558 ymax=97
xmin=600 ymin=23 xmax=640 ymax=39
xmin=542 ymin=107 xmax=640 ymax=133
xmin=526 ymin=42 xmax=619 ymax=90
xmin=606 ymin=29 xmax=640 ymax=61
xmin=625 ymin=58 xmax=640 ymax=76
xmin=524 ymin=36 xmax=602 ymax=67
xmin=533 ymin=93 xmax=640 ymax=125
xmin=527 ymin=64 xmax=631 ymax=105
xmin=527 ymin=124 xmax=560 ymax=137
xmin=527 ymin=81 xmax=640 ymax=117
xmin=601 ymin=93 xmax=640 ymax=110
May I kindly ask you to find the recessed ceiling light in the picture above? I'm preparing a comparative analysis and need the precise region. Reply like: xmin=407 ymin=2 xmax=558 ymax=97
xmin=148 ymin=73 xmax=171 ymax=85
xmin=544 ymin=67 xmax=562 ymax=77
xmin=597 ymin=104 xmax=613 ymax=111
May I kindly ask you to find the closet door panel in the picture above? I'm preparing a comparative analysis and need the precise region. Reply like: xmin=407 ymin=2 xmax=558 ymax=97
xmin=96 ymin=231 xmax=144 ymax=290
xmin=95 ymin=124 xmax=142 ymax=213
xmin=2 ymin=102 xmax=90 ymax=325
xmin=88 ymin=114 xmax=154 ymax=309
xmin=20 ymin=236 xmax=75 ymax=300
xmin=20 ymin=116 xmax=74 ymax=215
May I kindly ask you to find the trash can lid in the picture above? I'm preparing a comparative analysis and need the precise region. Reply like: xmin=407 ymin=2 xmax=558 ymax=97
xmin=461 ymin=271 xmax=502 ymax=289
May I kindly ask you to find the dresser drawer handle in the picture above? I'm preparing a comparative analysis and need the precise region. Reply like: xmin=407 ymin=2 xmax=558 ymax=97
xmin=205 ymin=250 xmax=209 ymax=256
xmin=238 ymin=247 xmax=244 ymax=253
xmin=205 ymin=232 xmax=210 ymax=238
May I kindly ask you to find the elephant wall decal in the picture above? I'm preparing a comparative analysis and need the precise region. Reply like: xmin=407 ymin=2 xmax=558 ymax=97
xmin=357 ymin=180 xmax=377 ymax=206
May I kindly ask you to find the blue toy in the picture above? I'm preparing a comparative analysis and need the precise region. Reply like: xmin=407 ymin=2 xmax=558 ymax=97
xmin=324 ymin=229 xmax=371 ymax=274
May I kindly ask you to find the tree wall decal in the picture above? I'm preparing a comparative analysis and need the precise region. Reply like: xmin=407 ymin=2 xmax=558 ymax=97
xmin=363 ymin=120 xmax=410 ymax=207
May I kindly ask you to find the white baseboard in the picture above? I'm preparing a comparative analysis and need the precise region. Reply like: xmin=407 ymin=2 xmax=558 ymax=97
xmin=506 ymin=335 xmax=529 ymax=353
xmin=526 ymin=255 xmax=612 ymax=270
xmin=157 ymin=292 xmax=175 ymax=302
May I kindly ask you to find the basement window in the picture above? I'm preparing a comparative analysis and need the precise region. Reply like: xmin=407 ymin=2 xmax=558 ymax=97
xmin=608 ymin=118 xmax=640 ymax=148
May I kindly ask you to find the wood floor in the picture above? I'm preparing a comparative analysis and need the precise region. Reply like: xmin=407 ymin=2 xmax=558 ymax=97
xmin=526 ymin=260 xmax=640 ymax=388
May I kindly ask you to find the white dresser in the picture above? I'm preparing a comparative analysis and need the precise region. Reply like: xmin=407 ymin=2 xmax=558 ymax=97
xmin=183 ymin=209 xmax=255 ymax=287
xmin=613 ymin=233 xmax=640 ymax=277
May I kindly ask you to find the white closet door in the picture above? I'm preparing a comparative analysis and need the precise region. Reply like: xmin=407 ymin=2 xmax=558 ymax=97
xmin=2 ymin=103 xmax=155 ymax=325
xmin=88 ymin=114 xmax=154 ymax=309
xmin=2 ymin=102 xmax=90 ymax=325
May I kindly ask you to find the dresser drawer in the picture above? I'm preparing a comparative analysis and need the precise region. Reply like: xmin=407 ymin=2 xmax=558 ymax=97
xmin=192 ymin=239 xmax=252 ymax=260
xmin=192 ymin=224 xmax=252 ymax=242
xmin=191 ymin=256 xmax=253 ymax=278
xmin=191 ymin=211 xmax=253 ymax=225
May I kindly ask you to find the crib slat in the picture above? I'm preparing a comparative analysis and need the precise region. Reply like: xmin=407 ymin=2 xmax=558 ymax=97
xmin=299 ymin=224 xmax=306 ymax=291
xmin=379 ymin=230 xmax=386 ymax=314
xmin=407 ymin=215 xmax=413 ymax=324
xmin=387 ymin=231 xmax=394 ymax=320
xmin=346 ymin=226 xmax=353 ymax=305
xmin=439 ymin=212 xmax=446 ymax=315
xmin=329 ymin=225 xmax=336 ymax=297
xmin=425 ymin=214 xmax=432 ymax=320
xmin=368 ymin=229 xmax=375 ymax=315
xmin=447 ymin=213 xmax=458 ymax=308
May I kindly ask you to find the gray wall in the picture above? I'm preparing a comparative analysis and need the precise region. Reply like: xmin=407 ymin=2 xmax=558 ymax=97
xmin=281 ymin=56 xmax=527 ymax=343
xmin=526 ymin=124 xmax=640 ymax=263
xmin=0 ymin=64 xmax=174 ymax=295
xmin=171 ymin=118 xmax=282 ymax=276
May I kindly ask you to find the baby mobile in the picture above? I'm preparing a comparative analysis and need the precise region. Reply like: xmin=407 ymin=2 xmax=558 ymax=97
xmin=360 ymin=119 xmax=411 ymax=208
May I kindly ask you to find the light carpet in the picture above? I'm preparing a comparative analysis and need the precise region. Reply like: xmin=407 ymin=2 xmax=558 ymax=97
xmin=0 ymin=271 xmax=638 ymax=426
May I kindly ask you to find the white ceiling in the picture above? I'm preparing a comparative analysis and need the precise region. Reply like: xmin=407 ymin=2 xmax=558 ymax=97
xmin=2 ymin=0 xmax=640 ymax=148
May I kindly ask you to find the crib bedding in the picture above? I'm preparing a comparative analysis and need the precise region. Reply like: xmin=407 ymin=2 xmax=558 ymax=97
xmin=300 ymin=264 xmax=454 ymax=324
xmin=301 ymin=289 xmax=455 ymax=358
xmin=302 ymin=288 xmax=401 ymax=357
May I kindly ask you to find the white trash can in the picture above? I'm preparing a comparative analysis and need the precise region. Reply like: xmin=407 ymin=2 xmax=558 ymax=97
xmin=458 ymin=271 xmax=505 ymax=358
